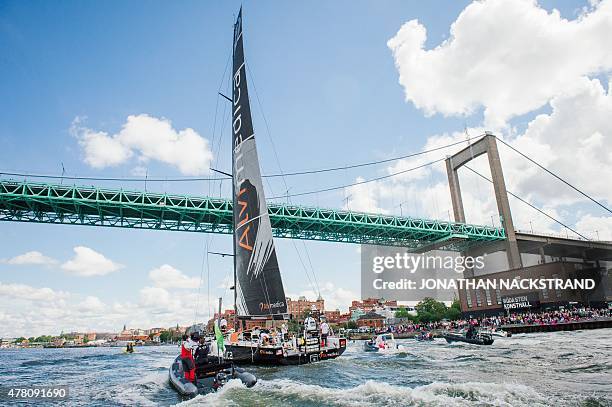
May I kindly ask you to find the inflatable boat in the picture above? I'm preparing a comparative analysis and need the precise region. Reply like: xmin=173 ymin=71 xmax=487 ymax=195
xmin=415 ymin=332 xmax=434 ymax=341
xmin=169 ymin=355 xmax=257 ymax=398
xmin=442 ymin=331 xmax=494 ymax=345
xmin=363 ymin=333 xmax=405 ymax=352
xmin=482 ymin=328 xmax=512 ymax=338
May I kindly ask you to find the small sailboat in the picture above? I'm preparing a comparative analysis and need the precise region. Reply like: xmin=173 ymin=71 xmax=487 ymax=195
xmin=209 ymin=8 xmax=346 ymax=366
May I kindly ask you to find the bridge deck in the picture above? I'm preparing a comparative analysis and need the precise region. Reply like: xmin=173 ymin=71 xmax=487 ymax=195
xmin=0 ymin=180 xmax=505 ymax=250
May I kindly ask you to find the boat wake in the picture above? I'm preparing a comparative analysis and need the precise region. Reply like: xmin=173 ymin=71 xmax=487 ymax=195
xmin=177 ymin=378 xmax=550 ymax=406
xmin=376 ymin=345 xmax=408 ymax=355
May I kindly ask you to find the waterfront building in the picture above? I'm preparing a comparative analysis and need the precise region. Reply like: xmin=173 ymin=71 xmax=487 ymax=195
xmin=356 ymin=312 xmax=385 ymax=329
xmin=324 ymin=309 xmax=341 ymax=322
xmin=458 ymin=261 xmax=610 ymax=316
xmin=349 ymin=298 xmax=397 ymax=314
xmin=286 ymin=295 xmax=325 ymax=319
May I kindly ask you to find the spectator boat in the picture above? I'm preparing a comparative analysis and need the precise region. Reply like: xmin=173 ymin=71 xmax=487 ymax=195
xmin=442 ymin=330 xmax=494 ymax=345
xmin=169 ymin=354 xmax=256 ymax=398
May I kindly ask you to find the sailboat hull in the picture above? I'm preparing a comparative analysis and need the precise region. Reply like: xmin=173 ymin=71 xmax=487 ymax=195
xmin=210 ymin=344 xmax=346 ymax=366
xmin=210 ymin=337 xmax=347 ymax=366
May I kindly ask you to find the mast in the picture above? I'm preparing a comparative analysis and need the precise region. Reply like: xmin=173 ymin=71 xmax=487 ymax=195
xmin=232 ymin=140 xmax=238 ymax=330
xmin=231 ymin=7 xmax=288 ymax=320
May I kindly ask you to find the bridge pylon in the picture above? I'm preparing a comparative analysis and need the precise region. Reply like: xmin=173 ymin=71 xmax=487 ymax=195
xmin=445 ymin=133 xmax=522 ymax=271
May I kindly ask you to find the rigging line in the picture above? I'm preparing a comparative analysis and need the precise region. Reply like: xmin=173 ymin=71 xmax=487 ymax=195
xmin=463 ymin=165 xmax=590 ymax=240
xmin=209 ymin=61 xmax=229 ymax=201
xmin=268 ymin=158 xmax=446 ymax=200
xmin=301 ymin=242 xmax=321 ymax=297
xmin=293 ymin=243 xmax=317 ymax=296
xmin=209 ymin=52 xmax=232 ymax=172
xmin=496 ymin=137 xmax=612 ymax=215
xmin=0 ymin=172 xmax=229 ymax=182
xmin=245 ymin=63 xmax=289 ymax=190
xmin=246 ymin=62 xmax=322 ymax=298
xmin=213 ymin=73 xmax=232 ymax=194
xmin=194 ymin=235 xmax=211 ymax=324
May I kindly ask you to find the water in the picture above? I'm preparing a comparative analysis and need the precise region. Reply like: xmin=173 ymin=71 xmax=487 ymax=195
xmin=1 ymin=329 xmax=611 ymax=406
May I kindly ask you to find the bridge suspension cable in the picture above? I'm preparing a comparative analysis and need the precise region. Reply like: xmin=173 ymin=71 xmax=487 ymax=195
xmin=268 ymin=158 xmax=445 ymax=200
xmin=0 ymin=136 xmax=481 ymax=184
xmin=0 ymin=172 xmax=230 ymax=182
xmin=463 ymin=165 xmax=589 ymax=240
xmin=262 ymin=135 xmax=483 ymax=178
xmin=497 ymin=138 xmax=612 ymax=215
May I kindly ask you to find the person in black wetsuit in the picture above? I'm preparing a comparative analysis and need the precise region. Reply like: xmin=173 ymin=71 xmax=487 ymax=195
xmin=194 ymin=337 xmax=210 ymax=367
xmin=466 ymin=325 xmax=476 ymax=339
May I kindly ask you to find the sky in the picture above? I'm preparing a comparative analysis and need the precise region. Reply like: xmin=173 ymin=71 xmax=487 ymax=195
xmin=1 ymin=0 xmax=611 ymax=337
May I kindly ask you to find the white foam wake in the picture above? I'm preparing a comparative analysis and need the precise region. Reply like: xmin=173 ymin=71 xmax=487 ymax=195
xmin=177 ymin=378 xmax=549 ymax=406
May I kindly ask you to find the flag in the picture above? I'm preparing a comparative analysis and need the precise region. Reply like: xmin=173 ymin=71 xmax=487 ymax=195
xmin=214 ymin=322 xmax=225 ymax=352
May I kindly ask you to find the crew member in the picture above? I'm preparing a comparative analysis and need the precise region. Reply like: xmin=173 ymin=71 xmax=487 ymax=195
xmin=220 ymin=317 xmax=228 ymax=332
xmin=180 ymin=334 xmax=197 ymax=383
xmin=194 ymin=337 xmax=210 ymax=366
xmin=466 ymin=325 xmax=476 ymax=339
xmin=320 ymin=318 xmax=330 ymax=347
xmin=281 ymin=323 xmax=288 ymax=341
xmin=304 ymin=315 xmax=317 ymax=337
xmin=259 ymin=330 xmax=270 ymax=346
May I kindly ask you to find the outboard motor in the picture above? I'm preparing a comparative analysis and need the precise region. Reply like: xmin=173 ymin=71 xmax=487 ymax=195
xmin=213 ymin=371 xmax=228 ymax=390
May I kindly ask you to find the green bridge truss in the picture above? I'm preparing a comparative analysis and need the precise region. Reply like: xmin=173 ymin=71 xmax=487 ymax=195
xmin=0 ymin=180 xmax=505 ymax=250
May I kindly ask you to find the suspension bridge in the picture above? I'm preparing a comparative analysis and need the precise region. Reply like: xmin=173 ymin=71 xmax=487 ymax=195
xmin=0 ymin=180 xmax=504 ymax=251
xmin=2 ymin=134 xmax=611 ymax=313
xmin=0 ymin=134 xmax=610 ymax=260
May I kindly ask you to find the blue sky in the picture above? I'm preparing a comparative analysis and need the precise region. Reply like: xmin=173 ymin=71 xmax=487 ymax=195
xmin=1 ymin=0 xmax=610 ymax=336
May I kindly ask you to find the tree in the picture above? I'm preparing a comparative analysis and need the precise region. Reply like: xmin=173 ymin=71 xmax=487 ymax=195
xmin=394 ymin=307 xmax=410 ymax=318
xmin=159 ymin=331 xmax=172 ymax=343
xmin=345 ymin=320 xmax=358 ymax=329
xmin=444 ymin=299 xmax=462 ymax=320
xmin=287 ymin=319 xmax=301 ymax=333
xmin=415 ymin=298 xmax=448 ymax=322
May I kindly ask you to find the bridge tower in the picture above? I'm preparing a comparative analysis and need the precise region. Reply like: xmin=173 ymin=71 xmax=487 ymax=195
xmin=445 ymin=133 xmax=522 ymax=272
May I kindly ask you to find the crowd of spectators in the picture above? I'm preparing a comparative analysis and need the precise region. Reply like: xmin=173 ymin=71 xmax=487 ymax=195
xmin=380 ymin=307 xmax=610 ymax=334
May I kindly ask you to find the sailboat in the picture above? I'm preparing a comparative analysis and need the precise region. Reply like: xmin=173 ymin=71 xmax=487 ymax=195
xmin=209 ymin=8 xmax=347 ymax=366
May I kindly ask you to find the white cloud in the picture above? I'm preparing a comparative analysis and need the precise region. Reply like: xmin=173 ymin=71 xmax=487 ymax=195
xmin=344 ymin=177 xmax=389 ymax=214
xmin=575 ymin=214 xmax=612 ymax=240
xmin=0 ymin=280 xmax=211 ymax=337
xmin=77 ymin=296 xmax=107 ymax=313
xmin=2 ymin=251 xmax=58 ymax=266
xmin=61 ymin=246 xmax=123 ymax=277
xmin=148 ymin=264 xmax=200 ymax=289
xmin=510 ymin=78 xmax=612 ymax=206
xmin=73 ymin=114 xmax=214 ymax=175
xmin=0 ymin=281 xmax=69 ymax=302
xmin=388 ymin=0 xmax=612 ymax=127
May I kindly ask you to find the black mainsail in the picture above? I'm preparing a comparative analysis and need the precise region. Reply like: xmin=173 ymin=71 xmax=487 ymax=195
xmin=232 ymin=8 xmax=287 ymax=318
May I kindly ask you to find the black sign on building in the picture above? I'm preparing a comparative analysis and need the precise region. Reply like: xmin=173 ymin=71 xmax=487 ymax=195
xmin=501 ymin=292 xmax=541 ymax=311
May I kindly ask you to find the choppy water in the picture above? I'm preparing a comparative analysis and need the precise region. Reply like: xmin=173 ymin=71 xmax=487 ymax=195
xmin=1 ymin=329 xmax=611 ymax=406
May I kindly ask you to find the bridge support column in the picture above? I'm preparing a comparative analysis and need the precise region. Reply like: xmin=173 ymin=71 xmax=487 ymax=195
xmin=445 ymin=133 xmax=522 ymax=270
xmin=446 ymin=159 xmax=466 ymax=224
